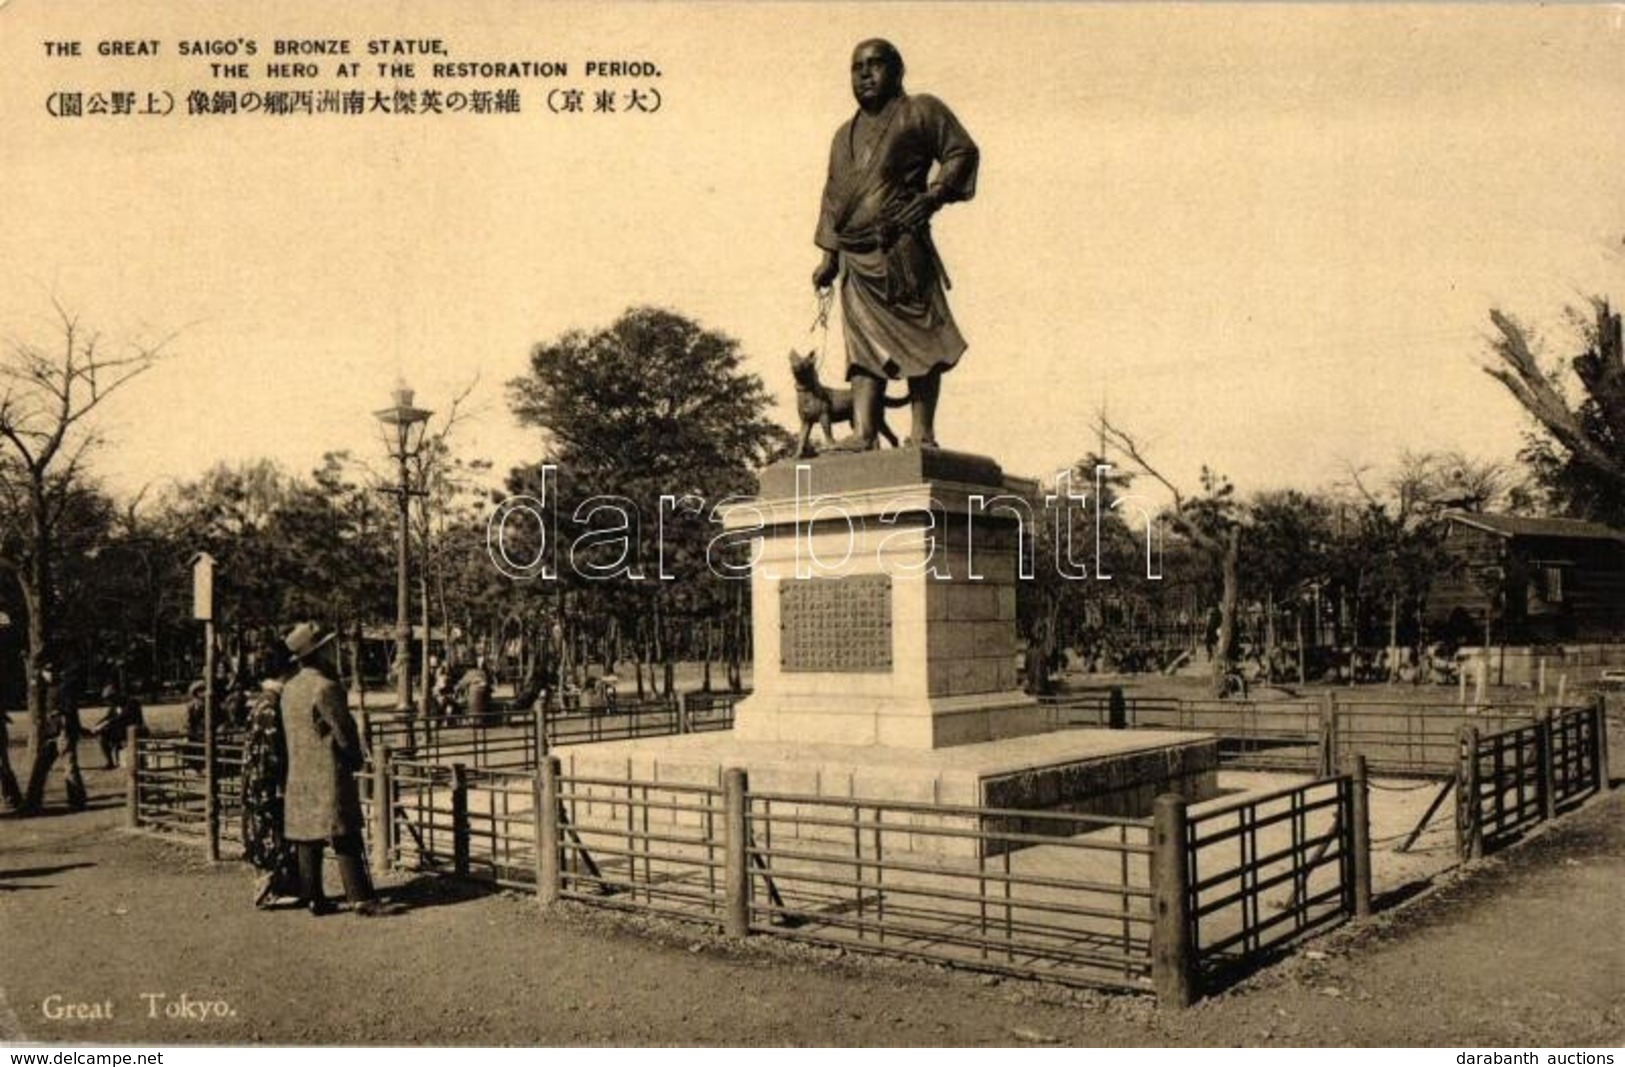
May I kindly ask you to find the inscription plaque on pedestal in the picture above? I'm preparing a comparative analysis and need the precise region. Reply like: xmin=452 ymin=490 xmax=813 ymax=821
xmin=780 ymin=574 xmax=892 ymax=672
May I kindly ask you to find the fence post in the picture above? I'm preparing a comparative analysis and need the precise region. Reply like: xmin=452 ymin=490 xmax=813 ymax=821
xmin=1109 ymin=686 xmax=1127 ymax=730
xmin=452 ymin=762 xmax=470 ymax=876
xmin=371 ymin=742 xmax=393 ymax=876
xmin=1346 ymin=755 xmax=1372 ymax=919
xmin=125 ymin=725 xmax=143 ymax=829
xmin=1151 ymin=793 xmax=1194 ymax=1008
xmin=724 ymin=767 xmax=750 ymax=938
xmin=1318 ymin=692 xmax=1339 ymax=777
xmin=204 ymin=735 xmax=220 ymax=863
xmin=677 ymin=692 xmax=690 ymax=735
xmin=1537 ymin=708 xmax=1557 ymax=821
xmin=542 ymin=698 xmax=555 ymax=766
xmin=536 ymin=755 xmax=561 ymax=906
xmin=1594 ymin=694 xmax=1611 ymax=792
xmin=1457 ymin=725 xmax=1482 ymax=861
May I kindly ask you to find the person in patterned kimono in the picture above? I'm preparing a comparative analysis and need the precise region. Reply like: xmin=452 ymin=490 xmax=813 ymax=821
xmin=242 ymin=645 xmax=298 ymax=908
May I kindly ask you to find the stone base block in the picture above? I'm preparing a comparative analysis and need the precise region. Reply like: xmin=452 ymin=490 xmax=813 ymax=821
xmin=559 ymin=728 xmax=1219 ymax=858
xmin=733 ymin=690 xmax=1048 ymax=749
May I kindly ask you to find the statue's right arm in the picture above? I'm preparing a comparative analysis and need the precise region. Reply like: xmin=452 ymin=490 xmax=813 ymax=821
xmin=813 ymin=250 xmax=839 ymax=290
xmin=813 ymin=127 xmax=844 ymax=287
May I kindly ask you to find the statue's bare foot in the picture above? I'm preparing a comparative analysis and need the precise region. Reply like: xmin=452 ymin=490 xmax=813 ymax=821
xmin=827 ymin=433 xmax=877 ymax=453
xmin=903 ymin=436 xmax=941 ymax=450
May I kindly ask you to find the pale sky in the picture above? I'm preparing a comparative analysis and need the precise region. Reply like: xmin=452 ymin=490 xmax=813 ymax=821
xmin=2 ymin=2 xmax=1622 ymax=506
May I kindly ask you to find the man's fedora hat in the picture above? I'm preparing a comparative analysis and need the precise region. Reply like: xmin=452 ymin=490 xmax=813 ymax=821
xmin=284 ymin=622 xmax=337 ymax=660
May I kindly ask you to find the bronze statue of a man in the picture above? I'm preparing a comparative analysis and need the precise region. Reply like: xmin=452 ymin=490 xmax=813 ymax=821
xmin=812 ymin=38 xmax=980 ymax=451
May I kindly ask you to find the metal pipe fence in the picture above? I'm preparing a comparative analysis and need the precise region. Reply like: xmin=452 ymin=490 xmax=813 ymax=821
xmin=361 ymin=692 xmax=740 ymax=770
xmin=356 ymin=712 xmax=1608 ymax=1006
xmin=1550 ymin=705 xmax=1606 ymax=811
xmin=1184 ymin=775 xmax=1359 ymax=987
xmin=1457 ymin=700 xmax=1607 ymax=858
xmin=1042 ymin=691 xmax=1555 ymax=776
xmin=127 ymin=687 xmax=1610 ymax=1005
xmin=386 ymin=759 xmax=539 ymax=890
xmin=742 ymin=790 xmax=1157 ymax=991
xmin=130 ymin=734 xmax=245 ymax=841
xmin=554 ymin=773 xmax=730 ymax=921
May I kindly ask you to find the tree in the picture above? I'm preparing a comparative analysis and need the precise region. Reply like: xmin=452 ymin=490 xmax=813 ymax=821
xmin=1326 ymin=450 xmax=1512 ymax=678
xmin=1097 ymin=415 xmax=1243 ymax=697
xmin=1484 ymin=298 xmax=1625 ymax=524
xmin=274 ymin=454 xmax=395 ymax=690
xmin=0 ymin=304 xmax=168 ymax=814
xmin=155 ymin=460 xmax=299 ymax=641
xmin=154 ymin=456 xmax=395 ymax=694
xmin=506 ymin=307 xmax=792 ymax=692
xmin=1240 ymin=490 xmax=1335 ymax=685
xmin=1018 ymin=454 xmax=1168 ymax=686
xmin=399 ymin=382 xmax=510 ymax=701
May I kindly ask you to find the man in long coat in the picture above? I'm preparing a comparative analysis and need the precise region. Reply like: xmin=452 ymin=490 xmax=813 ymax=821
xmin=813 ymin=38 xmax=979 ymax=451
xmin=280 ymin=622 xmax=383 ymax=916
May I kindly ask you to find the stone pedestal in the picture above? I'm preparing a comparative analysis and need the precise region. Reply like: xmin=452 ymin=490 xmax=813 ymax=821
xmin=722 ymin=449 xmax=1043 ymax=749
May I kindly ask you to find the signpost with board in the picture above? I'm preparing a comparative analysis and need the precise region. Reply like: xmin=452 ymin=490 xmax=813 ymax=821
xmin=193 ymin=552 xmax=218 ymax=862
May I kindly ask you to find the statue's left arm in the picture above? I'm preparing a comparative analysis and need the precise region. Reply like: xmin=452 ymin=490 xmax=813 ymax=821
xmin=892 ymin=94 xmax=979 ymax=230
xmin=920 ymin=94 xmax=979 ymax=207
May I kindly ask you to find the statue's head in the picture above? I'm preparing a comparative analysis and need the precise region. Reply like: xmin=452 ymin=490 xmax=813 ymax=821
xmin=850 ymin=39 xmax=904 ymax=110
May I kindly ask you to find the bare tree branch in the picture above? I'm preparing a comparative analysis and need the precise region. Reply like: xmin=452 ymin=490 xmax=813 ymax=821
xmin=1094 ymin=414 xmax=1185 ymax=513
xmin=1484 ymin=307 xmax=1625 ymax=489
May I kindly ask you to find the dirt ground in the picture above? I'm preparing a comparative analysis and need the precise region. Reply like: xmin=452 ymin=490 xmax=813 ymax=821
xmin=1 ymin=754 xmax=1621 ymax=1047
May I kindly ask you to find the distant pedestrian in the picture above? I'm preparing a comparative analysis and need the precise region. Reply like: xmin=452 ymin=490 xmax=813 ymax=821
xmin=455 ymin=657 xmax=493 ymax=723
xmin=221 ymin=679 xmax=249 ymax=730
xmin=0 ymin=711 xmax=21 ymax=810
xmin=185 ymin=680 xmax=207 ymax=743
xmin=90 ymin=683 xmax=145 ymax=769
xmin=242 ymin=645 xmax=298 ymax=909
xmin=279 ymin=622 xmax=386 ymax=917
xmin=38 ymin=663 xmax=87 ymax=810
xmin=430 ymin=660 xmax=454 ymax=720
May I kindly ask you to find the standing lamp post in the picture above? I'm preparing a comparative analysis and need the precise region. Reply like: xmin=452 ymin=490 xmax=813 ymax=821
xmin=375 ymin=385 xmax=433 ymax=713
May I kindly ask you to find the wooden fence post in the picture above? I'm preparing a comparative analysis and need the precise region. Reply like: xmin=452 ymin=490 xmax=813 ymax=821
xmin=125 ymin=725 xmax=144 ymax=829
xmin=1457 ymin=725 xmax=1482 ymax=861
xmin=1594 ymin=694 xmax=1611 ymax=792
xmin=677 ymin=692 xmax=690 ymax=735
xmin=1109 ymin=686 xmax=1127 ymax=730
xmin=724 ymin=767 xmax=750 ymax=939
xmin=1537 ymin=708 xmax=1557 ymax=821
xmin=371 ymin=742 xmax=393 ymax=876
xmin=1346 ymin=755 xmax=1372 ymax=919
xmin=1318 ymin=692 xmax=1339 ymax=777
xmin=203 ymin=617 xmax=218 ymax=863
xmin=451 ymin=762 xmax=470 ymax=876
xmin=1151 ymin=793 xmax=1195 ymax=1008
xmin=536 ymin=755 xmax=561 ymax=906
xmin=539 ymin=698 xmax=559 ymax=766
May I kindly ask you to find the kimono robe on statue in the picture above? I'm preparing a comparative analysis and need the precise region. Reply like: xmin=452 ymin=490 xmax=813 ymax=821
xmin=816 ymin=92 xmax=979 ymax=381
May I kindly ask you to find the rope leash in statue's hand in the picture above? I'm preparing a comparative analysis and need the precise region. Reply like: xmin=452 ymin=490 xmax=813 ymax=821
xmin=810 ymin=288 xmax=834 ymax=368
